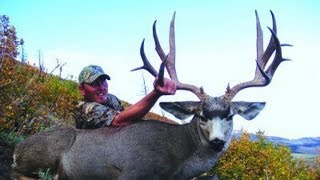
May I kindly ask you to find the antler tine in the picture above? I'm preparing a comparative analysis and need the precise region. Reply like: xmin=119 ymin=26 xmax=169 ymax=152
xmin=131 ymin=39 xmax=158 ymax=77
xmin=265 ymin=28 xmax=292 ymax=78
xmin=255 ymin=10 xmax=264 ymax=65
xmin=167 ymin=12 xmax=207 ymax=100
xmin=256 ymin=10 xmax=277 ymax=72
xmin=131 ymin=38 xmax=168 ymax=87
xmin=153 ymin=20 xmax=166 ymax=61
xmin=225 ymin=11 xmax=291 ymax=100
xmin=153 ymin=12 xmax=179 ymax=82
xmin=166 ymin=12 xmax=179 ymax=82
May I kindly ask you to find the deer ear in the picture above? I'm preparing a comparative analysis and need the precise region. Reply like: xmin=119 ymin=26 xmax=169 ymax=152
xmin=159 ymin=101 xmax=201 ymax=120
xmin=230 ymin=101 xmax=266 ymax=120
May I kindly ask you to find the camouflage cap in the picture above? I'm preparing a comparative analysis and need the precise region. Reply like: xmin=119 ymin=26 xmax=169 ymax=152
xmin=78 ymin=65 xmax=110 ymax=84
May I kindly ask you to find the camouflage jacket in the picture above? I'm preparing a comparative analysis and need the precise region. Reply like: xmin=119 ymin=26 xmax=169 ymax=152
xmin=74 ymin=94 xmax=124 ymax=129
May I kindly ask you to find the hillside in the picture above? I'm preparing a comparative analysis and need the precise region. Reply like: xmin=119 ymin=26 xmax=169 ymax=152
xmin=268 ymin=136 xmax=320 ymax=155
xmin=234 ymin=132 xmax=320 ymax=155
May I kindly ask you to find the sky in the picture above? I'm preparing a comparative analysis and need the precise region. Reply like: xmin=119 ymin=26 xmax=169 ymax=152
xmin=1 ymin=1 xmax=320 ymax=139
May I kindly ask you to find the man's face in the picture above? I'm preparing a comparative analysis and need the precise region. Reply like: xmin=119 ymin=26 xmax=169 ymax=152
xmin=79 ymin=76 xmax=109 ymax=104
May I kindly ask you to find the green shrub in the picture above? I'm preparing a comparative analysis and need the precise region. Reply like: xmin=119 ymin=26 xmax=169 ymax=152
xmin=38 ymin=168 xmax=54 ymax=180
xmin=0 ymin=128 xmax=24 ymax=145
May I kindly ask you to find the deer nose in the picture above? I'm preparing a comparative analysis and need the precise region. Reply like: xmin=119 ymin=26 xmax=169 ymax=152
xmin=209 ymin=138 xmax=225 ymax=152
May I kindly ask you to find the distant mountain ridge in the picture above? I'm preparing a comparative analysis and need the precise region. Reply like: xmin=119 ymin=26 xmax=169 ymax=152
xmin=233 ymin=132 xmax=320 ymax=155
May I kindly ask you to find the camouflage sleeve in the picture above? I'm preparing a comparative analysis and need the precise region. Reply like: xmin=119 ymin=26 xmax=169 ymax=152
xmin=105 ymin=94 xmax=124 ymax=111
xmin=74 ymin=101 xmax=120 ymax=129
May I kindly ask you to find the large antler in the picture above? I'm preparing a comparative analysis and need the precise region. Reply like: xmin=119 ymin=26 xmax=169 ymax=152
xmin=225 ymin=10 xmax=292 ymax=100
xmin=132 ymin=12 xmax=207 ymax=101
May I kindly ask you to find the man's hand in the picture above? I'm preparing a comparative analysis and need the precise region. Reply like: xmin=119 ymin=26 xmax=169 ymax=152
xmin=153 ymin=77 xmax=177 ymax=95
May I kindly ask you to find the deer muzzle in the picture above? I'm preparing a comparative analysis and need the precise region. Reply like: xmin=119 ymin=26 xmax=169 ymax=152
xmin=209 ymin=138 xmax=226 ymax=152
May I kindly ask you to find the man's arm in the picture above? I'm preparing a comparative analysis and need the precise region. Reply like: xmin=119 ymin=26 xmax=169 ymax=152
xmin=112 ymin=77 xmax=176 ymax=126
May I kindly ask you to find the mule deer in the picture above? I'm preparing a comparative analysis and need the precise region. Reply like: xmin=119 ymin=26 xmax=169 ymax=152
xmin=12 ymin=11 xmax=291 ymax=179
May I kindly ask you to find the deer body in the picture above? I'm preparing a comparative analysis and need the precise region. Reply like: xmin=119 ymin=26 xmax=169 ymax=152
xmin=61 ymin=120 xmax=208 ymax=179
xmin=60 ymin=118 xmax=221 ymax=179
